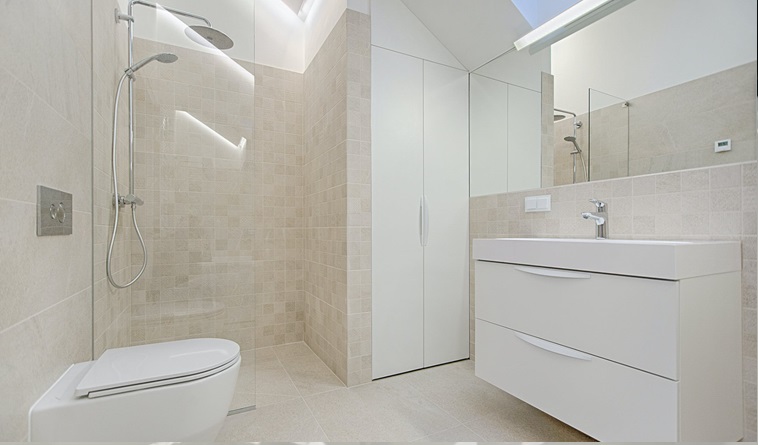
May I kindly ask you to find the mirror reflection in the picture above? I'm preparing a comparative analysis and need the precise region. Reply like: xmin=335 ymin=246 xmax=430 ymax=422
xmin=470 ymin=0 xmax=757 ymax=195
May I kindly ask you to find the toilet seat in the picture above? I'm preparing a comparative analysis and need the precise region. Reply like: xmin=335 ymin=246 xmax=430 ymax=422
xmin=75 ymin=338 xmax=240 ymax=398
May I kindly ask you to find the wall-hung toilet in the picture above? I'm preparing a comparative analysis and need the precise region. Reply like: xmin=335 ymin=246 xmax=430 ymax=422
xmin=29 ymin=338 xmax=240 ymax=441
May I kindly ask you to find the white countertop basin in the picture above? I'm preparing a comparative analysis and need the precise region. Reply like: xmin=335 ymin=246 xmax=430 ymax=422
xmin=473 ymin=238 xmax=742 ymax=280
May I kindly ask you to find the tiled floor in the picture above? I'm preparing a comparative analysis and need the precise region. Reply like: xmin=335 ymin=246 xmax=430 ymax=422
xmin=219 ymin=342 xmax=593 ymax=442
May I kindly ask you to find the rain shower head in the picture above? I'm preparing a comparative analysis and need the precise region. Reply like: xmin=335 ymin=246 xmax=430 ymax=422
xmin=126 ymin=53 xmax=178 ymax=76
xmin=554 ymin=114 xmax=567 ymax=122
xmin=185 ymin=25 xmax=234 ymax=50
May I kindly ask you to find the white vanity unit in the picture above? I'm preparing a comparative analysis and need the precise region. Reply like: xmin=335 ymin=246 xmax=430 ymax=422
xmin=473 ymin=238 xmax=743 ymax=442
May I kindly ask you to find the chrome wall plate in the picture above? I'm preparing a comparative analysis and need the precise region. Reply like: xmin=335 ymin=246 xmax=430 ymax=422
xmin=37 ymin=186 xmax=73 ymax=236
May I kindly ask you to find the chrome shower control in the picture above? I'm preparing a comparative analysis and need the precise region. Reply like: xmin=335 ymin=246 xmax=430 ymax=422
xmin=115 ymin=194 xmax=144 ymax=207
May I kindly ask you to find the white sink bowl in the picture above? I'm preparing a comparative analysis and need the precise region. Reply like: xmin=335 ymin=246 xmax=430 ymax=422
xmin=473 ymin=238 xmax=741 ymax=280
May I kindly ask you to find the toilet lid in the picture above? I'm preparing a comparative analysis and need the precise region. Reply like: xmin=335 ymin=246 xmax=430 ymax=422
xmin=75 ymin=338 xmax=240 ymax=397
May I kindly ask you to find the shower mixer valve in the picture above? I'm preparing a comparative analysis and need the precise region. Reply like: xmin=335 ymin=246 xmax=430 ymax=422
xmin=115 ymin=193 xmax=144 ymax=207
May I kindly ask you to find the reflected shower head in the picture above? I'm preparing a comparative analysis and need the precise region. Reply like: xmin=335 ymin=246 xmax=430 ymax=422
xmin=565 ymin=136 xmax=582 ymax=154
xmin=126 ymin=53 xmax=178 ymax=76
xmin=185 ymin=25 xmax=234 ymax=50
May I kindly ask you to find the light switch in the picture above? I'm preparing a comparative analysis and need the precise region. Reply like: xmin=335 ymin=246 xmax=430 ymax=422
xmin=525 ymin=195 xmax=551 ymax=213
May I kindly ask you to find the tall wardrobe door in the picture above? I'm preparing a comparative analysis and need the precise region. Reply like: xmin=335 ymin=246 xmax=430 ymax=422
xmin=422 ymin=61 xmax=470 ymax=367
xmin=371 ymin=47 xmax=425 ymax=379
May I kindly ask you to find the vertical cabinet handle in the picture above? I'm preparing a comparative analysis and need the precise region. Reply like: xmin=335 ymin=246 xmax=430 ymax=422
xmin=419 ymin=197 xmax=424 ymax=246
xmin=422 ymin=195 xmax=429 ymax=247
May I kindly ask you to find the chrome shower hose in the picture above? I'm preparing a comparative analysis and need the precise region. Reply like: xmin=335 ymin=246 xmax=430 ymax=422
xmin=106 ymin=72 xmax=147 ymax=289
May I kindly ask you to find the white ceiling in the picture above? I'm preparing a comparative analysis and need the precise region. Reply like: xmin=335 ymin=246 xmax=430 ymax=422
xmin=400 ymin=0 xmax=533 ymax=71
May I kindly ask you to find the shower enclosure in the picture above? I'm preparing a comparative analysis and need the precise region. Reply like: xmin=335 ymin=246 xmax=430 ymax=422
xmin=554 ymin=108 xmax=587 ymax=184
xmin=95 ymin=0 xmax=257 ymax=412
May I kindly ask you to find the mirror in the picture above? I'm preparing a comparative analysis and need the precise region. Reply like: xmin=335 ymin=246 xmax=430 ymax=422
xmin=470 ymin=0 xmax=757 ymax=196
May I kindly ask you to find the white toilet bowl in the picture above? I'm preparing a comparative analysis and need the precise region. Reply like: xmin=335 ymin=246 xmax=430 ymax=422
xmin=29 ymin=338 xmax=240 ymax=441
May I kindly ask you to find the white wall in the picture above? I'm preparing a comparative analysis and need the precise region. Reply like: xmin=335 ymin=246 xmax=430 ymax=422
xmin=120 ymin=0 xmax=363 ymax=73
xmin=256 ymin=0 xmax=305 ymax=72
xmin=474 ymin=47 xmax=550 ymax=92
xmin=552 ymin=0 xmax=758 ymax=114
xmin=304 ymin=0 xmax=347 ymax=69
xmin=371 ymin=0 xmax=463 ymax=69
xmin=399 ymin=0 xmax=532 ymax=71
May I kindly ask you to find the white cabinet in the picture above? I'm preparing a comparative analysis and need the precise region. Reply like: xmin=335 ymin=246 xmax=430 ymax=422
xmin=473 ymin=239 xmax=743 ymax=441
xmin=372 ymin=47 xmax=469 ymax=379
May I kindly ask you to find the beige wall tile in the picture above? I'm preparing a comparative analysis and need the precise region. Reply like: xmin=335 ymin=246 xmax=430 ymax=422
xmin=303 ymin=10 xmax=372 ymax=386
xmin=0 ymin=2 xmax=93 ymax=439
xmin=92 ymin=0 xmax=132 ymax=357
xmin=0 ymin=288 xmax=92 ymax=441
xmin=0 ymin=0 xmax=92 ymax=136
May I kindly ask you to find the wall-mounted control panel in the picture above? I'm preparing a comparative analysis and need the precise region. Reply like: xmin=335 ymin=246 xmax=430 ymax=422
xmin=525 ymin=195 xmax=551 ymax=213
xmin=715 ymin=139 xmax=732 ymax=153
xmin=37 ymin=186 xmax=72 ymax=236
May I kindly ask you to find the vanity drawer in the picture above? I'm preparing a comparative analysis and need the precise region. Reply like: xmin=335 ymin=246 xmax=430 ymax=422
xmin=475 ymin=320 xmax=678 ymax=441
xmin=475 ymin=260 xmax=679 ymax=379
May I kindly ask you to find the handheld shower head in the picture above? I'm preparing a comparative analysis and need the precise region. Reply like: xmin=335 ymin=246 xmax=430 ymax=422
xmin=565 ymin=136 xmax=582 ymax=154
xmin=125 ymin=53 xmax=178 ymax=77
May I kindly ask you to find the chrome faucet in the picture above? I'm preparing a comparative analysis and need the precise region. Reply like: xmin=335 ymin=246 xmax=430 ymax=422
xmin=582 ymin=199 xmax=608 ymax=240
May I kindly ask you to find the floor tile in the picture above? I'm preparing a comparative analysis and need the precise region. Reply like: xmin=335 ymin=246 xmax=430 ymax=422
xmin=276 ymin=347 xmax=345 ymax=397
xmin=254 ymin=346 xmax=281 ymax=369
xmin=413 ymin=424 xmax=485 ymax=442
xmin=305 ymin=377 xmax=459 ymax=441
xmin=272 ymin=342 xmax=317 ymax=360
xmin=466 ymin=405 xmax=593 ymax=442
xmin=230 ymin=349 xmax=256 ymax=411
xmin=220 ymin=346 xmax=593 ymax=442
xmin=256 ymin=366 xmax=301 ymax=401
xmin=217 ymin=398 xmax=327 ymax=442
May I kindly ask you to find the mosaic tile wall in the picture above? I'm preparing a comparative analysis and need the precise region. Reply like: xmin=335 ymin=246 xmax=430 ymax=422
xmin=252 ymin=64 xmax=305 ymax=348
xmin=344 ymin=10 xmax=373 ymax=386
xmin=304 ymin=10 xmax=372 ymax=386
xmin=130 ymin=38 xmax=257 ymax=351
xmin=304 ymin=10 xmax=350 ymax=383
xmin=470 ymin=161 xmax=758 ymax=440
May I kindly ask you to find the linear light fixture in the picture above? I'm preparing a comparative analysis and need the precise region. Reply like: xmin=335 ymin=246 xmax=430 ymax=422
xmin=175 ymin=111 xmax=246 ymax=152
xmin=514 ymin=0 xmax=636 ymax=54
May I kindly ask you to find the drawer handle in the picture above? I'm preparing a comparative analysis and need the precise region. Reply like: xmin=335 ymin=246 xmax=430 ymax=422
xmin=514 ymin=266 xmax=591 ymax=280
xmin=515 ymin=332 xmax=592 ymax=361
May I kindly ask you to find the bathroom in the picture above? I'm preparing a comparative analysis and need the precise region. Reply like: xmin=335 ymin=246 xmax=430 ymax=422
xmin=0 ymin=0 xmax=756 ymax=442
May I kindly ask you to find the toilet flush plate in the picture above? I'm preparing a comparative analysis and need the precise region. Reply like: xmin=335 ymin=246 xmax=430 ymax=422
xmin=37 ymin=186 xmax=72 ymax=236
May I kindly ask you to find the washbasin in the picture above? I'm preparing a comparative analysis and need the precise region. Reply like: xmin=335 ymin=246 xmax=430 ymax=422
xmin=473 ymin=238 xmax=741 ymax=280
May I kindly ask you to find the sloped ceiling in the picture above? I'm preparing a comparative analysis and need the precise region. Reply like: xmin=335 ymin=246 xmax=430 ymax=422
xmin=280 ymin=0 xmax=305 ymax=15
xmin=400 ymin=0 xmax=533 ymax=71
